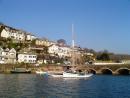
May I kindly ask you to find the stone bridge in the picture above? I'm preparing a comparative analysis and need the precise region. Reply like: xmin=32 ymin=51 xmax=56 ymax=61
xmin=76 ymin=64 xmax=130 ymax=75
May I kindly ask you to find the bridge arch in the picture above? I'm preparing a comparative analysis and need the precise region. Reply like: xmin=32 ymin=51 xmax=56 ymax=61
xmin=116 ymin=68 xmax=130 ymax=75
xmin=100 ymin=68 xmax=113 ymax=75
xmin=88 ymin=68 xmax=96 ymax=74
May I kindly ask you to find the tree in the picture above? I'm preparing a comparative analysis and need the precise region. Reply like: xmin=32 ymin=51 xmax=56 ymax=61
xmin=43 ymin=46 xmax=48 ymax=54
xmin=97 ymin=52 xmax=110 ymax=61
xmin=31 ymin=39 xmax=36 ymax=46
xmin=57 ymin=39 xmax=66 ymax=46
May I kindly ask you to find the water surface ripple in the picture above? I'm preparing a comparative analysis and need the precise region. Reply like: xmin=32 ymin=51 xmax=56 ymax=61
xmin=0 ymin=74 xmax=130 ymax=98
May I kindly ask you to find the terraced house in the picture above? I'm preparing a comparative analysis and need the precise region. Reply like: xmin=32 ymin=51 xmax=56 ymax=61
xmin=0 ymin=24 xmax=37 ymax=42
xmin=35 ymin=38 xmax=56 ymax=46
xmin=0 ymin=25 xmax=26 ymax=41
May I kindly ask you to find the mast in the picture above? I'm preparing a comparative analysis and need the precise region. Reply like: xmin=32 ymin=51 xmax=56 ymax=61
xmin=72 ymin=24 xmax=75 ymax=67
xmin=72 ymin=24 xmax=75 ymax=48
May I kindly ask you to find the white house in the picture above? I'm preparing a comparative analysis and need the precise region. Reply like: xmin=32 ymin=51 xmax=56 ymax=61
xmin=26 ymin=33 xmax=37 ymax=41
xmin=8 ymin=48 xmax=17 ymax=64
xmin=48 ymin=44 xmax=71 ymax=58
xmin=0 ymin=47 xmax=4 ymax=64
xmin=0 ymin=28 xmax=10 ymax=38
xmin=0 ymin=47 xmax=16 ymax=64
xmin=10 ymin=30 xmax=26 ymax=41
xmin=18 ymin=53 xmax=37 ymax=63
xmin=0 ymin=26 xmax=26 ymax=41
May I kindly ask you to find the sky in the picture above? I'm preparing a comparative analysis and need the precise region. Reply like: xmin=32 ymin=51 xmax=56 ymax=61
xmin=0 ymin=0 xmax=130 ymax=54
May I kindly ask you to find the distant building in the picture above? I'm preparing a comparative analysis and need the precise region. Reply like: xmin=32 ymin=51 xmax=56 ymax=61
xmin=18 ymin=52 xmax=37 ymax=63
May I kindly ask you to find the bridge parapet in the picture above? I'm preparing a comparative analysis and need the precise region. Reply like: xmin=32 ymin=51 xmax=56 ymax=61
xmin=76 ymin=64 xmax=130 ymax=75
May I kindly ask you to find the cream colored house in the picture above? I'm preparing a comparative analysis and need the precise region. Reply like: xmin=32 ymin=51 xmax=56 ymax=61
xmin=0 ymin=28 xmax=10 ymax=38
xmin=48 ymin=44 xmax=71 ymax=58
xmin=7 ymin=48 xmax=17 ymax=64
xmin=35 ymin=39 xmax=56 ymax=46
xmin=10 ymin=30 xmax=25 ymax=41
xmin=0 ymin=26 xmax=26 ymax=41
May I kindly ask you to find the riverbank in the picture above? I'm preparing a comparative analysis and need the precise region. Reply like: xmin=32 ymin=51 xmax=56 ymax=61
xmin=0 ymin=64 xmax=130 ymax=75
xmin=0 ymin=64 xmax=63 ymax=74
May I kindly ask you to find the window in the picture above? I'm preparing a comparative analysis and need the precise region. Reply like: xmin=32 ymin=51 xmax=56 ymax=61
xmin=29 ymin=60 xmax=32 ymax=62
xmin=33 ymin=60 xmax=35 ymax=63
xmin=24 ymin=60 xmax=27 ymax=62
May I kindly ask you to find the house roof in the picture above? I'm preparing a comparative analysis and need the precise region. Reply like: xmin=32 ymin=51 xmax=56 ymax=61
xmin=18 ymin=51 xmax=37 ymax=55
xmin=5 ymin=48 xmax=9 ymax=52
xmin=0 ymin=47 xmax=3 ymax=51
xmin=9 ymin=48 xmax=16 ymax=53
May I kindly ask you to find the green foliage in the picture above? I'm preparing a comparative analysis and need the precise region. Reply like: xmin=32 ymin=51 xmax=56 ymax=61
xmin=0 ymin=37 xmax=30 ymax=52
xmin=31 ymin=39 xmax=36 ymax=46
xmin=97 ymin=52 xmax=110 ymax=61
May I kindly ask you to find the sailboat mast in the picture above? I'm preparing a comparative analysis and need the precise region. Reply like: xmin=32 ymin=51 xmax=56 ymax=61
xmin=72 ymin=24 xmax=75 ymax=48
xmin=72 ymin=24 xmax=75 ymax=66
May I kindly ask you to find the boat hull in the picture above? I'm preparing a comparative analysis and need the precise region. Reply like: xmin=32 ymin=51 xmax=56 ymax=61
xmin=10 ymin=68 xmax=31 ymax=74
xmin=50 ymin=74 xmax=63 ymax=77
xmin=36 ymin=71 xmax=48 ymax=75
xmin=10 ymin=70 xmax=31 ymax=74
xmin=63 ymin=72 xmax=93 ymax=78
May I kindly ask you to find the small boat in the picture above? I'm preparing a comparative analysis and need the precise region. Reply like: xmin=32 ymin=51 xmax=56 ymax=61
xmin=35 ymin=70 xmax=48 ymax=75
xmin=10 ymin=68 xmax=31 ymax=74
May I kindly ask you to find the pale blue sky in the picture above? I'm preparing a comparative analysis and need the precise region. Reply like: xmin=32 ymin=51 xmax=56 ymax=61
xmin=0 ymin=0 xmax=130 ymax=54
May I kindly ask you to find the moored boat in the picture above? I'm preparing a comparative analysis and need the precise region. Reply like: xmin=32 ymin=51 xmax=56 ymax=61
xmin=48 ymin=73 xmax=63 ymax=77
xmin=62 ymin=24 xmax=93 ymax=78
xmin=10 ymin=68 xmax=31 ymax=74
xmin=63 ymin=71 xmax=93 ymax=78
xmin=35 ymin=70 xmax=48 ymax=75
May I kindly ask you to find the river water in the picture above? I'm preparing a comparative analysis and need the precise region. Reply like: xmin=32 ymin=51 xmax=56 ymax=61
xmin=0 ymin=74 xmax=130 ymax=98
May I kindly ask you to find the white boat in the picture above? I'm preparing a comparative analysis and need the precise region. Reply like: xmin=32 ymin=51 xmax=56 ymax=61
xmin=36 ymin=70 xmax=48 ymax=75
xmin=48 ymin=72 xmax=63 ymax=77
xmin=49 ymin=74 xmax=63 ymax=77
xmin=63 ymin=24 xmax=93 ymax=78
xmin=63 ymin=72 xmax=93 ymax=78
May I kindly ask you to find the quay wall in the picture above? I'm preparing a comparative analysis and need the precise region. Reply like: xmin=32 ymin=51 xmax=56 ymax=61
xmin=0 ymin=64 xmax=63 ymax=73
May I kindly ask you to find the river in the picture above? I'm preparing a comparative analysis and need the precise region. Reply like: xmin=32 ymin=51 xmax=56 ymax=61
xmin=0 ymin=74 xmax=130 ymax=98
